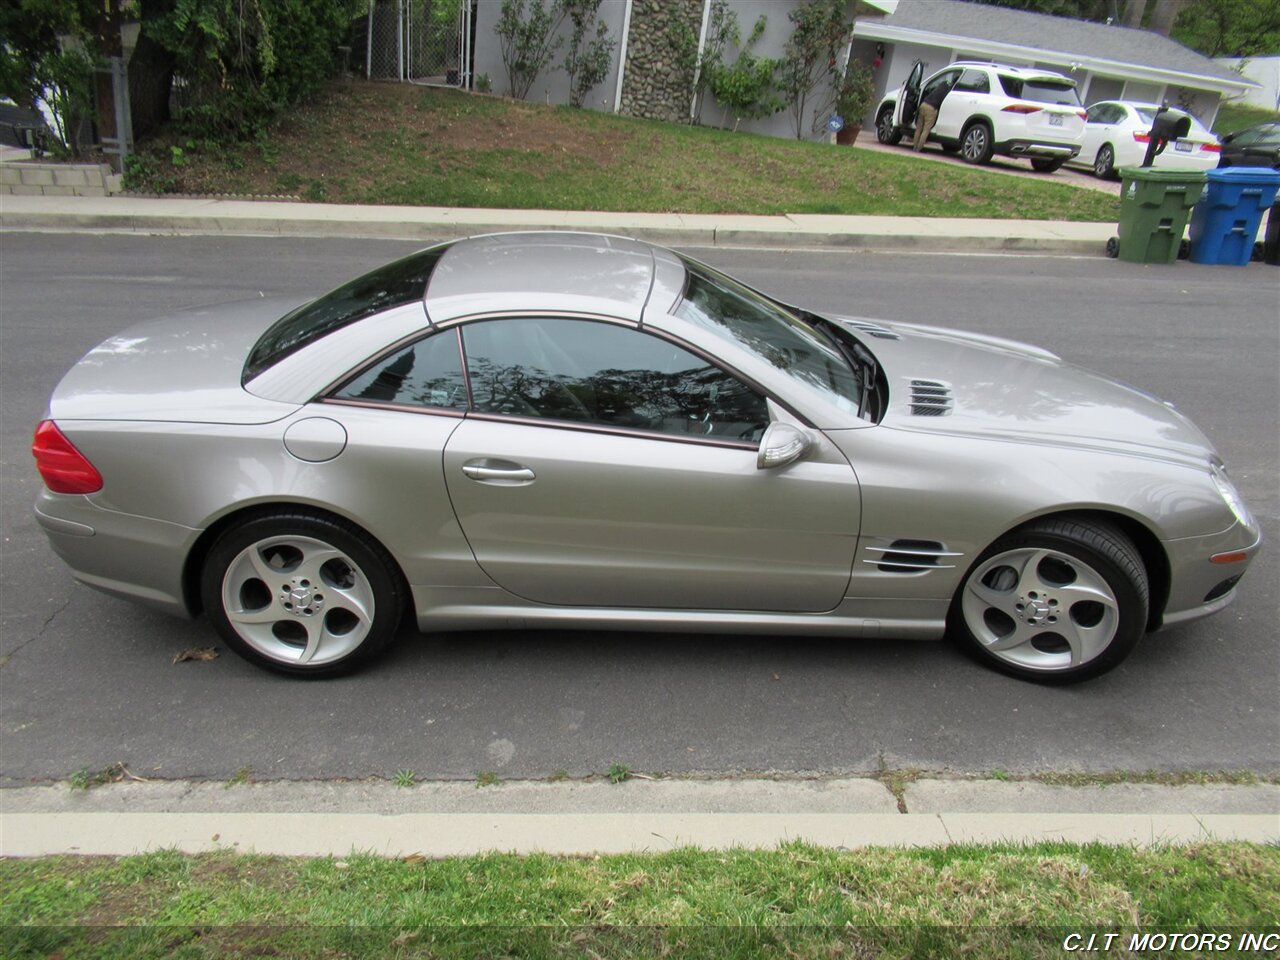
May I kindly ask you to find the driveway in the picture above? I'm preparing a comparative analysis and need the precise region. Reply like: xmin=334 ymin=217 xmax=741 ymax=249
xmin=850 ymin=129 xmax=1121 ymax=196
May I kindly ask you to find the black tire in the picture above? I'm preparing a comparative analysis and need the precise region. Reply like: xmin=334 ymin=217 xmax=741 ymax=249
xmin=876 ymin=105 xmax=903 ymax=145
xmin=947 ymin=518 xmax=1149 ymax=684
xmin=201 ymin=510 xmax=404 ymax=678
xmin=1106 ymin=236 xmax=1119 ymax=258
xmin=960 ymin=122 xmax=994 ymax=165
xmin=1030 ymin=157 xmax=1065 ymax=173
xmin=1093 ymin=143 xmax=1118 ymax=180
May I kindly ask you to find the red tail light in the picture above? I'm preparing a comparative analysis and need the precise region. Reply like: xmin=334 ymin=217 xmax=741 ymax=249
xmin=1002 ymin=104 xmax=1042 ymax=114
xmin=1202 ymin=143 xmax=1221 ymax=153
xmin=1133 ymin=132 xmax=1151 ymax=143
xmin=1076 ymin=109 xmax=1088 ymax=120
xmin=33 ymin=421 xmax=102 ymax=494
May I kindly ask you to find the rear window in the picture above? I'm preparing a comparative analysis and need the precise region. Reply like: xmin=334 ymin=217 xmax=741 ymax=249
xmin=243 ymin=247 xmax=447 ymax=382
xmin=998 ymin=75 xmax=1080 ymax=106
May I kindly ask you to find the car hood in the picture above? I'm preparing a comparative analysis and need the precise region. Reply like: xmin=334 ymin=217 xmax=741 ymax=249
xmin=836 ymin=317 xmax=1216 ymax=466
xmin=49 ymin=297 xmax=306 ymax=424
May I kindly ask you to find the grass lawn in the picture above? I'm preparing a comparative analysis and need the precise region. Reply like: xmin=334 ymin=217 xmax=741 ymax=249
xmin=126 ymin=81 xmax=1120 ymax=222
xmin=3 ymin=842 xmax=1277 ymax=958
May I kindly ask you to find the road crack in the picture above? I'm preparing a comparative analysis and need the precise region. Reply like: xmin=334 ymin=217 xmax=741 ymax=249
xmin=0 ymin=599 xmax=70 ymax=669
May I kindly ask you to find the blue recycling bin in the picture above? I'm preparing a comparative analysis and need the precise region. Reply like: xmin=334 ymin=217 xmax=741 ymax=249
xmin=1188 ymin=167 xmax=1280 ymax=265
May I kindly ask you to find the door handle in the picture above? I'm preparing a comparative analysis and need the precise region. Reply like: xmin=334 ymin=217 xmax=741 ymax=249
xmin=462 ymin=463 xmax=536 ymax=482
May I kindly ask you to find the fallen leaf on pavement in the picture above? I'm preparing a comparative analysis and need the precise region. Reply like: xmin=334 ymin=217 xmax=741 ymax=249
xmin=173 ymin=647 xmax=219 ymax=664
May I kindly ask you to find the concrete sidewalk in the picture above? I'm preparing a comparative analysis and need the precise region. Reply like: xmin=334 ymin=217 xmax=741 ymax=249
xmin=3 ymin=778 xmax=1275 ymax=857
xmin=0 ymin=193 xmax=1116 ymax=254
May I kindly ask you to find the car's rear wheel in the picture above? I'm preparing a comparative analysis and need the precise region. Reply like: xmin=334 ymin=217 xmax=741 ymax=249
xmin=960 ymin=122 xmax=993 ymax=164
xmin=201 ymin=511 xmax=403 ymax=678
xmin=949 ymin=518 xmax=1148 ymax=683
xmin=1094 ymin=143 xmax=1117 ymax=180
xmin=1030 ymin=157 xmax=1065 ymax=173
xmin=876 ymin=105 xmax=903 ymax=145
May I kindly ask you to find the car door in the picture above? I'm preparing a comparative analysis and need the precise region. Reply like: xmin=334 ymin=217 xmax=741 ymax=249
xmin=930 ymin=67 xmax=972 ymax=139
xmin=1081 ymin=102 xmax=1121 ymax=163
xmin=894 ymin=60 xmax=924 ymax=130
xmin=441 ymin=316 xmax=861 ymax=612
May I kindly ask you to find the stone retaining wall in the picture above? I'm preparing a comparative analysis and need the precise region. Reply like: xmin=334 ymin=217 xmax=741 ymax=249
xmin=618 ymin=0 xmax=703 ymax=124
xmin=1 ymin=161 xmax=121 ymax=197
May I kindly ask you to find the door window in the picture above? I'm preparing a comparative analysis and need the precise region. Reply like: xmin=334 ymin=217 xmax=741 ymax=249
xmin=461 ymin=318 xmax=769 ymax=443
xmin=1087 ymin=103 xmax=1120 ymax=124
xmin=922 ymin=70 xmax=961 ymax=100
xmin=334 ymin=329 xmax=468 ymax=411
xmin=953 ymin=69 xmax=989 ymax=94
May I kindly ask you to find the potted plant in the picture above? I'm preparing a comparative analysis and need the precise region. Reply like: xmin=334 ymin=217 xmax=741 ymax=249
xmin=833 ymin=60 xmax=875 ymax=145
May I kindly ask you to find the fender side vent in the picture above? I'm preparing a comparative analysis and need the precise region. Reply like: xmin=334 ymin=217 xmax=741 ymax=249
xmin=865 ymin=539 xmax=963 ymax=572
xmin=909 ymin=379 xmax=953 ymax=416
xmin=843 ymin=319 xmax=901 ymax=340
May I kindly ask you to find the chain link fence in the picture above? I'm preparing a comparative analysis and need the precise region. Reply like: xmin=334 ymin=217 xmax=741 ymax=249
xmin=365 ymin=0 xmax=472 ymax=87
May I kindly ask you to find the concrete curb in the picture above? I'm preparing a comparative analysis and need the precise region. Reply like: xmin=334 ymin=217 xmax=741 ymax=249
xmin=0 ymin=195 xmax=1117 ymax=254
xmin=3 ymin=779 xmax=1275 ymax=856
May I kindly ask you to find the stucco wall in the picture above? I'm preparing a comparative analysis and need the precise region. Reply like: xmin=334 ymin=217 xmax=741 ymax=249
xmin=1215 ymin=57 xmax=1280 ymax=112
xmin=472 ymin=0 xmax=627 ymax=112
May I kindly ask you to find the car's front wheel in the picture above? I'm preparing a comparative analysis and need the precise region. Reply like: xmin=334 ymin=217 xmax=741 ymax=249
xmin=949 ymin=518 xmax=1148 ymax=683
xmin=1094 ymin=143 xmax=1118 ymax=180
xmin=201 ymin=511 xmax=404 ymax=678
xmin=876 ymin=105 xmax=903 ymax=145
xmin=960 ymin=122 xmax=994 ymax=164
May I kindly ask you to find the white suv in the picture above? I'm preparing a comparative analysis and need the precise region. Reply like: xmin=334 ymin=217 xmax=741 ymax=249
xmin=875 ymin=61 xmax=1087 ymax=172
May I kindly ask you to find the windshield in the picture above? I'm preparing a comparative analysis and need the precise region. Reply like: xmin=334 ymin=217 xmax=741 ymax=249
xmin=674 ymin=258 xmax=867 ymax=418
xmin=243 ymin=246 xmax=447 ymax=382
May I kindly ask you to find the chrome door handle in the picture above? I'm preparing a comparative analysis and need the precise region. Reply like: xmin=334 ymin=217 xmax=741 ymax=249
xmin=462 ymin=464 xmax=536 ymax=482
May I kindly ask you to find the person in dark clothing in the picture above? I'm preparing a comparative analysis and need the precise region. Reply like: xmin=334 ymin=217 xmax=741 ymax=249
xmin=913 ymin=77 xmax=954 ymax=151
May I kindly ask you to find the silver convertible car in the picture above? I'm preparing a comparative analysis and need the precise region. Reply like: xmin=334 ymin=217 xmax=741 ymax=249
xmin=33 ymin=233 xmax=1259 ymax=682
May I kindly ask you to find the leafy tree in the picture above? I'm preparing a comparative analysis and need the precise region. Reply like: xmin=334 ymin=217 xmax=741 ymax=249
xmin=1172 ymin=0 xmax=1280 ymax=56
xmin=674 ymin=0 xmax=736 ymax=124
xmin=495 ymin=0 xmax=566 ymax=100
xmin=777 ymin=0 xmax=851 ymax=140
xmin=0 ymin=0 xmax=97 ymax=153
xmin=142 ymin=0 xmax=361 ymax=140
xmin=706 ymin=16 xmax=781 ymax=131
xmin=562 ymin=0 xmax=616 ymax=108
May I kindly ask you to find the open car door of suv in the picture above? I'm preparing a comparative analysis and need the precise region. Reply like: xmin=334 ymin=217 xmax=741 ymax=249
xmin=893 ymin=60 xmax=924 ymax=131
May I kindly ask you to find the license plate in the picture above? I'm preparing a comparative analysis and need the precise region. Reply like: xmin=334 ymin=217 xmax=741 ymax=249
xmin=1048 ymin=114 xmax=1063 ymax=126
xmin=1175 ymin=140 xmax=1192 ymax=152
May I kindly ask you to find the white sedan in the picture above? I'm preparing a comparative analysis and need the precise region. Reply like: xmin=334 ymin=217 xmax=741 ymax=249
xmin=1075 ymin=100 xmax=1220 ymax=179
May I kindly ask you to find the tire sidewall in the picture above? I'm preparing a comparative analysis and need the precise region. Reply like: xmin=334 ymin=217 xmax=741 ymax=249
xmin=961 ymin=123 xmax=992 ymax=164
xmin=201 ymin=512 xmax=402 ymax=678
xmin=1095 ymin=144 xmax=1115 ymax=179
xmin=948 ymin=522 xmax=1148 ymax=683
xmin=877 ymin=106 xmax=901 ymax=145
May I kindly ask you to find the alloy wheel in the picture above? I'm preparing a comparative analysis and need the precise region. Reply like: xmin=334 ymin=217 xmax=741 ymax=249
xmin=220 ymin=534 xmax=376 ymax=667
xmin=960 ymin=546 xmax=1120 ymax=672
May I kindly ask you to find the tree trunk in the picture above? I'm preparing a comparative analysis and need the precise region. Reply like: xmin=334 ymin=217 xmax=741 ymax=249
xmin=1121 ymin=0 xmax=1148 ymax=28
xmin=1149 ymin=0 xmax=1190 ymax=36
xmin=128 ymin=31 xmax=176 ymax=139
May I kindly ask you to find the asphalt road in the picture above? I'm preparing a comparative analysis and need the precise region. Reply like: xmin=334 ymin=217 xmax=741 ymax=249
xmin=2 ymin=233 xmax=1277 ymax=784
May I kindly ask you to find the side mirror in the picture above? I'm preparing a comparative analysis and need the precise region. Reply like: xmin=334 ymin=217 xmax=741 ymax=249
xmin=757 ymin=422 xmax=812 ymax=470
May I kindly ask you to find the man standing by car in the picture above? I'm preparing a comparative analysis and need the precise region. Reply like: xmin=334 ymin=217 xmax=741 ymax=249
xmin=913 ymin=75 xmax=954 ymax=152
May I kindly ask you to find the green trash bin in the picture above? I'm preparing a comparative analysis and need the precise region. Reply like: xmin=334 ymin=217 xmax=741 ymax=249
xmin=1111 ymin=167 xmax=1206 ymax=264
